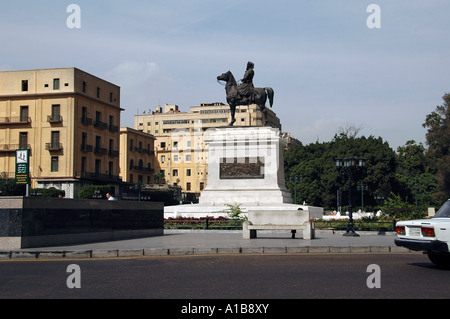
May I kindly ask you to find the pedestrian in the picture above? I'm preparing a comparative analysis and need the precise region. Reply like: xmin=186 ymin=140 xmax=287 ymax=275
xmin=106 ymin=193 xmax=117 ymax=201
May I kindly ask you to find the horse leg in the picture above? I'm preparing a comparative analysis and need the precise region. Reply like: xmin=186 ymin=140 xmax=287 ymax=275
xmin=229 ymin=104 xmax=236 ymax=126
xmin=258 ymin=104 xmax=268 ymax=126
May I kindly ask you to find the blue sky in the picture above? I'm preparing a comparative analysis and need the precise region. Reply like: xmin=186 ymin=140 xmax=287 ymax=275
xmin=1 ymin=0 xmax=450 ymax=149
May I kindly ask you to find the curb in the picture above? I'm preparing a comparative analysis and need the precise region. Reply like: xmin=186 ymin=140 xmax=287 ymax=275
xmin=0 ymin=245 xmax=415 ymax=260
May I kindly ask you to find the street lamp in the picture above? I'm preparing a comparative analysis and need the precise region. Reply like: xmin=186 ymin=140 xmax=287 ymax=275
xmin=357 ymin=182 xmax=369 ymax=213
xmin=290 ymin=175 xmax=301 ymax=204
xmin=335 ymin=156 xmax=366 ymax=237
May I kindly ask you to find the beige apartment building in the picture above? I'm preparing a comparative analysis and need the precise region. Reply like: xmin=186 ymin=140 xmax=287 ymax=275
xmin=0 ymin=68 xmax=122 ymax=198
xmin=134 ymin=102 xmax=282 ymax=196
xmin=119 ymin=127 xmax=156 ymax=184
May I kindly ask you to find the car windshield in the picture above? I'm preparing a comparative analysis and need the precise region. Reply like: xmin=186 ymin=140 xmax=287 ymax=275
xmin=433 ymin=200 xmax=450 ymax=218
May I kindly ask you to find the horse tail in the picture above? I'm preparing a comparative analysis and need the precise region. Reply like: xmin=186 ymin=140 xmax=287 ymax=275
xmin=265 ymin=88 xmax=274 ymax=107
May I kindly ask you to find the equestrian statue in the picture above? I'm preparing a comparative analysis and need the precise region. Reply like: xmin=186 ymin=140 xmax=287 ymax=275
xmin=217 ymin=61 xmax=274 ymax=126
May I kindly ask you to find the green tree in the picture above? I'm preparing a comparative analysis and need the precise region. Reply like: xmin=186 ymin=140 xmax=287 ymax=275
xmin=329 ymin=133 xmax=399 ymax=210
xmin=395 ymin=140 xmax=437 ymax=206
xmin=78 ymin=185 xmax=113 ymax=199
xmin=284 ymin=133 xmax=398 ymax=210
xmin=423 ymin=93 xmax=450 ymax=203
xmin=153 ymin=171 xmax=166 ymax=184
xmin=0 ymin=179 xmax=26 ymax=196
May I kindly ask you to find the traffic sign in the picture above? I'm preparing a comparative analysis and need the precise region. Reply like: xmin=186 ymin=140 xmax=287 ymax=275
xmin=15 ymin=149 xmax=29 ymax=185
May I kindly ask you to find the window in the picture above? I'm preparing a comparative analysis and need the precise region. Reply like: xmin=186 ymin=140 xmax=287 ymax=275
xmin=82 ymin=81 xmax=87 ymax=93
xmin=51 ymin=104 xmax=60 ymax=121
xmin=51 ymin=131 xmax=60 ymax=148
xmin=161 ymin=155 xmax=165 ymax=163
xmin=82 ymin=106 xmax=88 ymax=120
xmin=82 ymin=132 xmax=87 ymax=146
xmin=95 ymin=136 xmax=101 ymax=149
xmin=95 ymin=111 xmax=101 ymax=123
xmin=173 ymin=155 xmax=178 ymax=161
xmin=173 ymin=169 xmax=178 ymax=177
xmin=109 ymin=92 xmax=113 ymax=102
xmin=20 ymin=106 xmax=29 ymax=122
xmin=109 ymin=161 xmax=113 ymax=177
xmin=19 ymin=132 xmax=28 ymax=149
xmin=81 ymin=157 xmax=86 ymax=173
xmin=173 ymin=141 xmax=178 ymax=148
xmin=186 ymin=154 xmax=191 ymax=162
xmin=186 ymin=182 xmax=191 ymax=191
xmin=51 ymin=157 xmax=59 ymax=172
xmin=129 ymin=139 xmax=134 ymax=149
xmin=21 ymin=80 xmax=28 ymax=92
xmin=53 ymin=78 xmax=60 ymax=90
xmin=200 ymin=182 xmax=205 ymax=191
xmin=95 ymin=159 xmax=101 ymax=174
xmin=96 ymin=87 xmax=100 ymax=98
xmin=186 ymin=169 xmax=191 ymax=176
xmin=160 ymin=142 xmax=166 ymax=148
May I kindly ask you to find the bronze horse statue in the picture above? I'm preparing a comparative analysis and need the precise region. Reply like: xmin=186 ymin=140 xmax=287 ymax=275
xmin=217 ymin=71 xmax=274 ymax=126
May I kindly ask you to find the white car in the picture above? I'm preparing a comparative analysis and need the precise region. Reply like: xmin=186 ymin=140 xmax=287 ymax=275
xmin=395 ymin=199 xmax=450 ymax=267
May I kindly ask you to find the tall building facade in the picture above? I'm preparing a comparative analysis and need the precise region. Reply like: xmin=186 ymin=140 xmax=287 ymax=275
xmin=134 ymin=102 xmax=282 ymax=196
xmin=0 ymin=68 xmax=122 ymax=198
xmin=119 ymin=127 xmax=156 ymax=184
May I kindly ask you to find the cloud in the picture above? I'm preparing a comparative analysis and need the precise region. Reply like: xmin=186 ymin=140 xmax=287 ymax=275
xmin=105 ymin=61 xmax=171 ymax=126
xmin=105 ymin=61 xmax=163 ymax=87
xmin=289 ymin=117 xmax=347 ymax=145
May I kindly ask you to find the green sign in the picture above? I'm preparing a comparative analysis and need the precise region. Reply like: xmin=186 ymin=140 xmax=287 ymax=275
xmin=15 ymin=149 xmax=30 ymax=185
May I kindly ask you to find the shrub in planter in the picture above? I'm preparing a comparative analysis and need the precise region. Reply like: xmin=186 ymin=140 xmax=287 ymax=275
xmin=78 ymin=185 xmax=113 ymax=199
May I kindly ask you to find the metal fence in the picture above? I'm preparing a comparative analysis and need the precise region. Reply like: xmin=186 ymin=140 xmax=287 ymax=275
xmin=313 ymin=220 xmax=396 ymax=232
xmin=164 ymin=219 xmax=243 ymax=230
xmin=164 ymin=219 xmax=396 ymax=232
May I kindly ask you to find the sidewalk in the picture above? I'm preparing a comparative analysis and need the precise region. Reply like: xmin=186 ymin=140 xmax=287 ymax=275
xmin=0 ymin=230 xmax=411 ymax=259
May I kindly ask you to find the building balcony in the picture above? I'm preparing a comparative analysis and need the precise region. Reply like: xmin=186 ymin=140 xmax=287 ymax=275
xmin=109 ymin=124 xmax=119 ymax=132
xmin=81 ymin=116 xmax=93 ymax=125
xmin=81 ymin=144 xmax=93 ymax=152
xmin=46 ymin=142 xmax=63 ymax=151
xmin=75 ymin=171 xmax=121 ymax=183
xmin=131 ymin=165 xmax=155 ymax=173
xmin=0 ymin=117 xmax=31 ymax=125
xmin=94 ymin=146 xmax=108 ymax=155
xmin=0 ymin=144 xmax=31 ymax=153
xmin=142 ymin=149 xmax=155 ymax=156
xmin=93 ymin=120 xmax=108 ymax=130
xmin=108 ymin=149 xmax=119 ymax=157
xmin=0 ymin=171 xmax=14 ymax=179
xmin=47 ymin=115 xmax=63 ymax=123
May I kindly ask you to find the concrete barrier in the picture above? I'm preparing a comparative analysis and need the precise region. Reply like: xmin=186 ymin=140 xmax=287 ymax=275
xmin=243 ymin=209 xmax=315 ymax=239
xmin=0 ymin=196 xmax=164 ymax=249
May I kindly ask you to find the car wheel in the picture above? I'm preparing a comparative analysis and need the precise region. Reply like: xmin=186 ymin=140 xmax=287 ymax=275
xmin=427 ymin=252 xmax=450 ymax=268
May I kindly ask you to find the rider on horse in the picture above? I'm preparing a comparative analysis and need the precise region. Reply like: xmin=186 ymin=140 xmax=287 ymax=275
xmin=237 ymin=61 xmax=255 ymax=105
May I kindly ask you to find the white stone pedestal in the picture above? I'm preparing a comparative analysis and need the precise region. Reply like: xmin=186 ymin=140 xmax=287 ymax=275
xmin=164 ymin=127 xmax=324 ymax=228
xmin=199 ymin=126 xmax=292 ymax=205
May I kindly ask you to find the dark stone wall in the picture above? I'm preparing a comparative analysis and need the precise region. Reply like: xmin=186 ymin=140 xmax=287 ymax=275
xmin=0 ymin=197 xmax=164 ymax=248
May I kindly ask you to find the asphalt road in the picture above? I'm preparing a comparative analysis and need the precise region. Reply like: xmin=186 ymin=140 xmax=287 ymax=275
xmin=0 ymin=253 xmax=448 ymax=300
